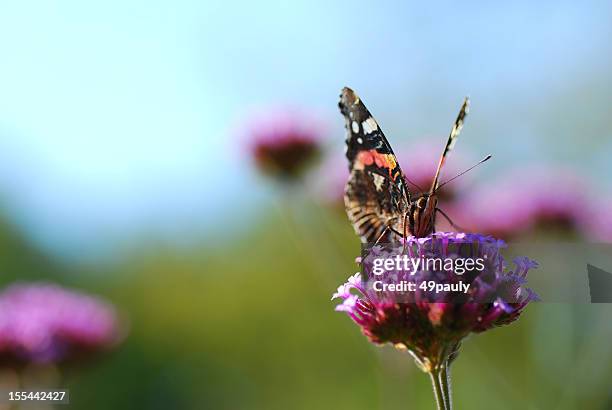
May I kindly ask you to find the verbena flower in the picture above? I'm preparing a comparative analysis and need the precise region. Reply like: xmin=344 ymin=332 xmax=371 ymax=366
xmin=332 ymin=232 xmax=537 ymax=372
xmin=457 ymin=168 xmax=588 ymax=239
xmin=0 ymin=282 xmax=123 ymax=367
xmin=246 ymin=108 xmax=324 ymax=181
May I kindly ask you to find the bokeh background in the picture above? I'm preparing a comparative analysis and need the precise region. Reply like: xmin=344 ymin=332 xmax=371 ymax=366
xmin=1 ymin=1 xmax=612 ymax=409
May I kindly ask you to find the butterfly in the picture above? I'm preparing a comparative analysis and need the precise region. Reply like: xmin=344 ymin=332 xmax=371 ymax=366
xmin=339 ymin=87 xmax=470 ymax=244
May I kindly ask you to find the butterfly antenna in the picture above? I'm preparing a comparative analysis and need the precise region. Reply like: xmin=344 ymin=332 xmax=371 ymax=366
xmin=404 ymin=176 xmax=425 ymax=193
xmin=435 ymin=154 xmax=492 ymax=192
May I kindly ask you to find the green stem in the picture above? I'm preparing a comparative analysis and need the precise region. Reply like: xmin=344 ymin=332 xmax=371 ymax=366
xmin=440 ymin=364 xmax=453 ymax=410
xmin=428 ymin=370 xmax=447 ymax=410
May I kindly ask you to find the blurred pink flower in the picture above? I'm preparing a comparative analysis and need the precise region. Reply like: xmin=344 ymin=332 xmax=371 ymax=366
xmin=0 ymin=282 xmax=124 ymax=367
xmin=397 ymin=141 xmax=467 ymax=203
xmin=579 ymin=197 xmax=612 ymax=242
xmin=313 ymin=151 xmax=349 ymax=205
xmin=244 ymin=107 xmax=324 ymax=181
xmin=456 ymin=167 xmax=589 ymax=239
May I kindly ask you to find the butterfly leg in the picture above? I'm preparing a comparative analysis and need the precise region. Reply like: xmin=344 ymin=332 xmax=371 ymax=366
xmin=436 ymin=207 xmax=468 ymax=232
xmin=372 ymin=224 xmax=393 ymax=247
xmin=361 ymin=218 xmax=399 ymax=261
xmin=402 ymin=212 xmax=410 ymax=254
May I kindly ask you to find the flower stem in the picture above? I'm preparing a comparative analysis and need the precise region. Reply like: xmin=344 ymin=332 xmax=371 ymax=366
xmin=440 ymin=364 xmax=453 ymax=410
xmin=428 ymin=370 xmax=447 ymax=410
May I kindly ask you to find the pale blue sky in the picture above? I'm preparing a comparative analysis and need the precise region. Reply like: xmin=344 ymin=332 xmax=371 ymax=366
xmin=1 ymin=1 xmax=611 ymax=259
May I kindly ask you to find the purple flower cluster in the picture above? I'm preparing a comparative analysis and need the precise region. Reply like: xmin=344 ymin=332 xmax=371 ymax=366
xmin=0 ymin=282 xmax=122 ymax=366
xmin=245 ymin=108 xmax=324 ymax=180
xmin=332 ymin=232 xmax=537 ymax=372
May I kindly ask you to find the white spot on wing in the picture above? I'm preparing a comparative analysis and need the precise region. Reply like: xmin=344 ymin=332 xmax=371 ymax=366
xmin=356 ymin=137 xmax=363 ymax=144
xmin=362 ymin=117 xmax=378 ymax=135
xmin=372 ymin=173 xmax=385 ymax=191
xmin=351 ymin=121 xmax=359 ymax=133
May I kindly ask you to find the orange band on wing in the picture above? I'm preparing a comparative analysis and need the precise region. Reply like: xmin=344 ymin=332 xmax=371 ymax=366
xmin=356 ymin=150 xmax=398 ymax=179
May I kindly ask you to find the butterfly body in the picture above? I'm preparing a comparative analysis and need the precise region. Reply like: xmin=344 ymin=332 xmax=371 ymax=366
xmin=339 ymin=87 xmax=468 ymax=244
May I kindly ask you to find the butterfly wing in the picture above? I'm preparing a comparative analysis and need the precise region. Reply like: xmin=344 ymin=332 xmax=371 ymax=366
xmin=429 ymin=97 xmax=470 ymax=193
xmin=339 ymin=87 xmax=410 ymax=243
xmin=412 ymin=97 xmax=470 ymax=237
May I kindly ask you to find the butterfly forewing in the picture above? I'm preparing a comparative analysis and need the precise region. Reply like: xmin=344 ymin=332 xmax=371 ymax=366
xmin=339 ymin=87 xmax=410 ymax=244
xmin=429 ymin=97 xmax=470 ymax=192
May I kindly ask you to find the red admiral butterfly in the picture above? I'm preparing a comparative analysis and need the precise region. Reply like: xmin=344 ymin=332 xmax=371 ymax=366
xmin=339 ymin=87 xmax=471 ymax=244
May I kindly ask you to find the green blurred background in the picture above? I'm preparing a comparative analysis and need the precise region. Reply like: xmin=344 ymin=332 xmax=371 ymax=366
xmin=1 ymin=1 xmax=612 ymax=409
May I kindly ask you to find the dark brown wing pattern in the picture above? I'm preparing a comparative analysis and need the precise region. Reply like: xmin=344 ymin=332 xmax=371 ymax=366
xmin=339 ymin=87 xmax=410 ymax=244
xmin=340 ymin=87 xmax=470 ymax=243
